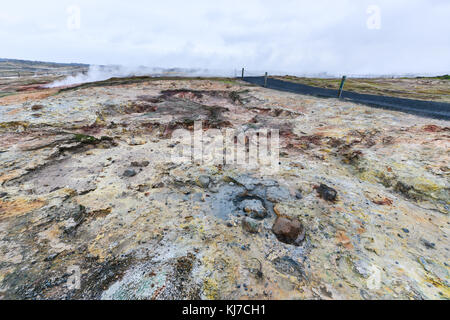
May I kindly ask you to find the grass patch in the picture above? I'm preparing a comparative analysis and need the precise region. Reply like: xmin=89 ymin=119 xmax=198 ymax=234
xmin=57 ymin=76 xmax=240 ymax=94
xmin=73 ymin=134 xmax=98 ymax=143
xmin=273 ymin=75 xmax=450 ymax=102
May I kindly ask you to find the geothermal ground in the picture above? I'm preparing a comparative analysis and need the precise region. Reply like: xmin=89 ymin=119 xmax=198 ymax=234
xmin=0 ymin=72 xmax=449 ymax=300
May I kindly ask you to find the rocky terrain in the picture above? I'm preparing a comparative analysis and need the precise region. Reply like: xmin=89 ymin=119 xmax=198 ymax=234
xmin=0 ymin=74 xmax=448 ymax=300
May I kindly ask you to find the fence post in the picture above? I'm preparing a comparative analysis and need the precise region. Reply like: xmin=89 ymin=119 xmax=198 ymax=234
xmin=264 ymin=72 xmax=268 ymax=87
xmin=241 ymin=68 xmax=244 ymax=79
xmin=338 ymin=76 xmax=347 ymax=98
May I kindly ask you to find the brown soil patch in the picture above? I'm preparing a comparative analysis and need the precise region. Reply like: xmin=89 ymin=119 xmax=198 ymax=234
xmin=0 ymin=89 xmax=58 ymax=106
xmin=0 ymin=198 xmax=46 ymax=220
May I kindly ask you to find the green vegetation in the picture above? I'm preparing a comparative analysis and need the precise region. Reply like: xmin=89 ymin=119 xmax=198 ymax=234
xmin=73 ymin=134 xmax=99 ymax=143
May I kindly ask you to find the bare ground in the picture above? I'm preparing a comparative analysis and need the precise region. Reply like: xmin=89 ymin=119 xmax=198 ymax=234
xmin=0 ymin=75 xmax=448 ymax=300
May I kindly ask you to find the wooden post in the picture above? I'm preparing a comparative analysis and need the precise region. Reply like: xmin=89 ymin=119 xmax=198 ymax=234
xmin=264 ymin=72 xmax=268 ymax=87
xmin=337 ymin=75 xmax=347 ymax=98
xmin=241 ymin=68 xmax=244 ymax=79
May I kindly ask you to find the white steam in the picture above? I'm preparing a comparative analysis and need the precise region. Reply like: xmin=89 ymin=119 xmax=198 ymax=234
xmin=44 ymin=65 xmax=241 ymax=88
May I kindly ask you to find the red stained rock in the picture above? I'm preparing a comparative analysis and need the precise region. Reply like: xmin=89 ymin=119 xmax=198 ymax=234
xmin=272 ymin=216 xmax=305 ymax=246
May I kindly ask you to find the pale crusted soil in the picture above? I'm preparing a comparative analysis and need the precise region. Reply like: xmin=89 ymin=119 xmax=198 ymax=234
xmin=0 ymin=78 xmax=448 ymax=300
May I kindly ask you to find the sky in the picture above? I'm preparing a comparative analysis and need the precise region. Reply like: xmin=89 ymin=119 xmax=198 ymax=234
xmin=1 ymin=0 xmax=449 ymax=76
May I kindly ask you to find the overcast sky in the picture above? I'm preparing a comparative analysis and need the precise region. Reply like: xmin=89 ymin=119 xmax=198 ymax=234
xmin=1 ymin=0 xmax=449 ymax=75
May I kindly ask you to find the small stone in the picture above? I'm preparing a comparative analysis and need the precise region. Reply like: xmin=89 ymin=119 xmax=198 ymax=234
xmin=240 ymin=199 xmax=267 ymax=219
xmin=31 ymin=104 xmax=44 ymax=111
xmin=316 ymin=184 xmax=337 ymax=202
xmin=402 ymin=228 xmax=410 ymax=233
xmin=128 ymin=138 xmax=146 ymax=146
xmin=0 ymin=192 xmax=7 ymax=198
xmin=137 ymin=185 xmax=150 ymax=192
xmin=123 ymin=169 xmax=137 ymax=177
xmin=295 ymin=191 xmax=303 ymax=200
xmin=152 ymin=182 xmax=165 ymax=188
xmin=272 ymin=216 xmax=305 ymax=246
xmin=44 ymin=253 xmax=60 ymax=261
xmin=242 ymin=217 xmax=260 ymax=234
xmin=421 ymin=239 xmax=435 ymax=249
xmin=131 ymin=161 xmax=149 ymax=167
xmin=360 ymin=289 xmax=371 ymax=300
xmin=196 ymin=175 xmax=211 ymax=188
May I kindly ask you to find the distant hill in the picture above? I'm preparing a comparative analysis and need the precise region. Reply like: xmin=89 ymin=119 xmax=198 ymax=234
xmin=0 ymin=58 xmax=89 ymax=77
xmin=0 ymin=58 xmax=88 ymax=67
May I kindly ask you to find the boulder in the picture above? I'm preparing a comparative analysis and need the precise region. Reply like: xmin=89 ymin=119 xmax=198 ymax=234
xmin=272 ymin=216 xmax=305 ymax=246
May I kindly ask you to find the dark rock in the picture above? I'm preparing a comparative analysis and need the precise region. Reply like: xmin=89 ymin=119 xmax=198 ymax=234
xmin=44 ymin=253 xmax=60 ymax=261
xmin=316 ymin=184 xmax=337 ymax=202
xmin=31 ymin=104 xmax=44 ymax=111
xmin=272 ymin=217 xmax=305 ymax=246
xmin=137 ymin=184 xmax=150 ymax=192
xmin=0 ymin=192 xmax=7 ymax=198
xmin=295 ymin=190 xmax=303 ymax=200
xmin=360 ymin=289 xmax=371 ymax=300
xmin=175 ymin=253 xmax=195 ymax=275
xmin=123 ymin=169 xmax=137 ymax=177
xmin=402 ymin=228 xmax=410 ymax=233
xmin=242 ymin=217 xmax=260 ymax=234
xmin=421 ymin=239 xmax=435 ymax=249
xmin=131 ymin=161 xmax=149 ymax=167
xmin=394 ymin=181 xmax=418 ymax=200
xmin=152 ymin=182 xmax=165 ymax=188
xmin=272 ymin=256 xmax=305 ymax=280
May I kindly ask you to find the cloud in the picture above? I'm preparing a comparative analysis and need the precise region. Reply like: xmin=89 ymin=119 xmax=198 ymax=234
xmin=1 ymin=0 xmax=449 ymax=75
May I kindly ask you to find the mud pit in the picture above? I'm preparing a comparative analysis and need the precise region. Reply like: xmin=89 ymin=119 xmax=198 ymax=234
xmin=0 ymin=78 xmax=449 ymax=300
